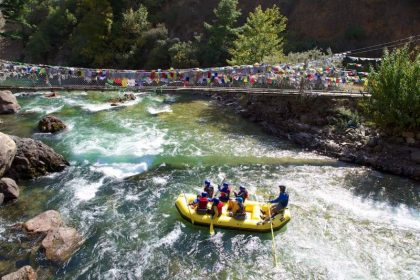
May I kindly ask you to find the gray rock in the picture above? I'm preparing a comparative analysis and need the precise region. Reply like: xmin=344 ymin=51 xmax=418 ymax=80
xmin=406 ymin=137 xmax=416 ymax=144
xmin=38 ymin=115 xmax=66 ymax=133
xmin=402 ymin=131 xmax=415 ymax=139
xmin=0 ymin=177 xmax=19 ymax=201
xmin=41 ymin=227 xmax=83 ymax=262
xmin=0 ymin=90 xmax=20 ymax=114
xmin=0 ymin=193 xmax=4 ymax=205
xmin=0 ymin=132 xmax=17 ymax=177
xmin=23 ymin=210 xmax=63 ymax=234
xmin=410 ymin=150 xmax=420 ymax=164
xmin=324 ymin=140 xmax=341 ymax=153
xmin=0 ymin=265 xmax=37 ymax=280
xmin=6 ymin=136 xmax=69 ymax=180
xmin=292 ymin=132 xmax=314 ymax=146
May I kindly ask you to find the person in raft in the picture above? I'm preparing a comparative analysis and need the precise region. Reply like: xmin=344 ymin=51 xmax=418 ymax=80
xmin=260 ymin=185 xmax=289 ymax=221
xmin=229 ymin=197 xmax=246 ymax=220
xmin=218 ymin=182 xmax=231 ymax=203
xmin=207 ymin=198 xmax=224 ymax=217
xmin=234 ymin=185 xmax=249 ymax=202
xmin=189 ymin=192 xmax=209 ymax=214
xmin=203 ymin=179 xmax=214 ymax=198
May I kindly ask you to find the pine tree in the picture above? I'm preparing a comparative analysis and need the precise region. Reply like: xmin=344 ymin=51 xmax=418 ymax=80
xmin=200 ymin=0 xmax=241 ymax=66
xmin=228 ymin=5 xmax=287 ymax=65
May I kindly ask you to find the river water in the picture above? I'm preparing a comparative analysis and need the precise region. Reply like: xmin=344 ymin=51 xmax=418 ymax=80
xmin=0 ymin=91 xmax=419 ymax=280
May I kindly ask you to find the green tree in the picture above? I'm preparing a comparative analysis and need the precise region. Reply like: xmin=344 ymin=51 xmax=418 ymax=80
xmin=122 ymin=5 xmax=149 ymax=36
xmin=169 ymin=41 xmax=199 ymax=68
xmin=228 ymin=5 xmax=287 ymax=65
xmin=200 ymin=0 xmax=241 ymax=66
xmin=68 ymin=0 xmax=113 ymax=67
xmin=129 ymin=23 xmax=176 ymax=69
xmin=367 ymin=46 xmax=420 ymax=132
xmin=26 ymin=5 xmax=77 ymax=63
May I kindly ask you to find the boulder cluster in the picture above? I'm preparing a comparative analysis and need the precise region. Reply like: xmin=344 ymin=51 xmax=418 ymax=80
xmin=0 ymin=91 xmax=82 ymax=278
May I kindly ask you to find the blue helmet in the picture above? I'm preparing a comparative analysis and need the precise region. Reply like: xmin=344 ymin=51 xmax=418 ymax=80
xmin=223 ymin=182 xmax=229 ymax=188
xmin=239 ymin=185 xmax=245 ymax=190
xmin=201 ymin=192 xmax=208 ymax=197
xmin=212 ymin=198 xmax=220 ymax=204
xmin=236 ymin=197 xmax=243 ymax=203
xmin=204 ymin=179 xmax=211 ymax=186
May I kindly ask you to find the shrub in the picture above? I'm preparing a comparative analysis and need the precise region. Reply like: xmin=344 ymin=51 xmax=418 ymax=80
xmin=367 ymin=46 xmax=420 ymax=133
xmin=333 ymin=107 xmax=362 ymax=132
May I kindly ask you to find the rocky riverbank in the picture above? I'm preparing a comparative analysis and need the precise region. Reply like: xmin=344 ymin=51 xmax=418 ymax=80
xmin=0 ymin=129 xmax=80 ymax=277
xmin=213 ymin=92 xmax=420 ymax=181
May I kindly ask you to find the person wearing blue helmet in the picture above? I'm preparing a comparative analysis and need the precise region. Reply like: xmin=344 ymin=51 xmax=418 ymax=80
xmin=260 ymin=185 xmax=289 ymax=221
xmin=189 ymin=192 xmax=209 ymax=214
xmin=229 ymin=196 xmax=246 ymax=220
xmin=234 ymin=185 xmax=249 ymax=202
xmin=203 ymin=179 xmax=214 ymax=198
xmin=218 ymin=182 xmax=231 ymax=203
xmin=207 ymin=198 xmax=224 ymax=217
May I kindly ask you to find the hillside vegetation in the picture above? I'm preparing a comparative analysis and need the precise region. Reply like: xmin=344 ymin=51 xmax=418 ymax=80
xmin=0 ymin=0 xmax=419 ymax=69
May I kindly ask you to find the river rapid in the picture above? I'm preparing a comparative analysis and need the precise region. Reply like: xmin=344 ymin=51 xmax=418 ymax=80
xmin=0 ymin=91 xmax=419 ymax=280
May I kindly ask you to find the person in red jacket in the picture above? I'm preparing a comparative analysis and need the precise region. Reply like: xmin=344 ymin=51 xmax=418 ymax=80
xmin=207 ymin=198 xmax=224 ymax=217
xmin=189 ymin=192 xmax=209 ymax=214
xmin=234 ymin=185 xmax=249 ymax=202
xmin=218 ymin=182 xmax=231 ymax=203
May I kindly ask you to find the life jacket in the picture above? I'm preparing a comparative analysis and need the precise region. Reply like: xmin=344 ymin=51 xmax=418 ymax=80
xmin=231 ymin=202 xmax=245 ymax=214
xmin=238 ymin=190 xmax=249 ymax=200
xmin=214 ymin=202 xmax=224 ymax=216
xmin=198 ymin=197 xmax=208 ymax=209
xmin=220 ymin=187 xmax=230 ymax=198
xmin=204 ymin=186 xmax=214 ymax=197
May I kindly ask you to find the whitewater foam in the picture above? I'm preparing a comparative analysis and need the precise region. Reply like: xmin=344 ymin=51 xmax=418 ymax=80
xmin=91 ymin=162 xmax=148 ymax=179
xmin=65 ymin=177 xmax=105 ymax=201
xmin=147 ymin=105 xmax=173 ymax=115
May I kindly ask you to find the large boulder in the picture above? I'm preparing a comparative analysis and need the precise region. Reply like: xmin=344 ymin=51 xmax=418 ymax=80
xmin=0 ymin=133 xmax=17 ymax=178
xmin=0 ymin=90 xmax=21 ymax=114
xmin=23 ymin=210 xmax=63 ymax=234
xmin=41 ymin=227 xmax=83 ymax=262
xmin=37 ymin=115 xmax=66 ymax=133
xmin=5 ymin=136 xmax=69 ymax=180
xmin=1 ymin=265 xmax=37 ymax=280
xmin=0 ymin=178 xmax=19 ymax=201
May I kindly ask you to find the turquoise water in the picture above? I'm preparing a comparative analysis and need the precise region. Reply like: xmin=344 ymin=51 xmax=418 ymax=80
xmin=0 ymin=91 xmax=419 ymax=279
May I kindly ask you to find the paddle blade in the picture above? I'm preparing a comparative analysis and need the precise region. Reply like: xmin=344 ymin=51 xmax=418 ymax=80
xmin=210 ymin=220 xmax=215 ymax=235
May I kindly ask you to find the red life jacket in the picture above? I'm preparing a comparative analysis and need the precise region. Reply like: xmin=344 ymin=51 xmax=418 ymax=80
xmin=198 ymin=197 xmax=208 ymax=209
xmin=216 ymin=202 xmax=224 ymax=215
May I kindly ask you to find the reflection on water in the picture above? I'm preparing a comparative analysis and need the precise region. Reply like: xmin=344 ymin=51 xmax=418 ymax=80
xmin=0 ymin=91 xmax=419 ymax=279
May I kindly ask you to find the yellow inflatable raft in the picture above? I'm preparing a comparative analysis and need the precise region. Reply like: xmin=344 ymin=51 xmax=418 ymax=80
xmin=175 ymin=194 xmax=291 ymax=232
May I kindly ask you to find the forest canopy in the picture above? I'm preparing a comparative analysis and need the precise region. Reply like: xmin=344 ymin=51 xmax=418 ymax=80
xmin=0 ymin=0 xmax=288 ymax=69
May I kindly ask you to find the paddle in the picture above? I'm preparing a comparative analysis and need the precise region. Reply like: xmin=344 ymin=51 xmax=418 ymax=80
xmin=267 ymin=198 xmax=278 ymax=267
xmin=256 ymin=188 xmax=278 ymax=267
xmin=183 ymin=193 xmax=194 ymax=225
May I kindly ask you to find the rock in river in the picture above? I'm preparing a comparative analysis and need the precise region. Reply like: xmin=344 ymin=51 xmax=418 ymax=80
xmin=38 ymin=115 xmax=66 ymax=133
xmin=0 ymin=178 xmax=19 ymax=202
xmin=0 ymin=132 xmax=16 ymax=177
xmin=41 ymin=227 xmax=83 ymax=262
xmin=6 ymin=136 xmax=69 ymax=180
xmin=0 ymin=265 xmax=37 ymax=280
xmin=0 ymin=90 xmax=20 ymax=114
xmin=23 ymin=210 xmax=63 ymax=234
